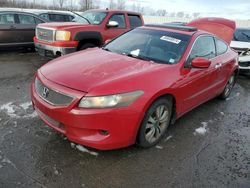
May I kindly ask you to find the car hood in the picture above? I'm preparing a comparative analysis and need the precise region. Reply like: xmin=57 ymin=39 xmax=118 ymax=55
xmin=187 ymin=18 xmax=236 ymax=44
xmin=40 ymin=49 xmax=160 ymax=92
xmin=231 ymin=41 xmax=250 ymax=49
xmin=37 ymin=22 xmax=90 ymax=30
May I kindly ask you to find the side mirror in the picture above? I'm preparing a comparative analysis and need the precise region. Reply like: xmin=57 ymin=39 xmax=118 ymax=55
xmin=191 ymin=57 xmax=211 ymax=69
xmin=106 ymin=21 xmax=119 ymax=28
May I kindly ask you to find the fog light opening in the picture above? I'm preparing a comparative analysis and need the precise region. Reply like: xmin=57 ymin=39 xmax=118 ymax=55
xmin=56 ymin=51 xmax=62 ymax=56
xmin=100 ymin=130 xmax=109 ymax=135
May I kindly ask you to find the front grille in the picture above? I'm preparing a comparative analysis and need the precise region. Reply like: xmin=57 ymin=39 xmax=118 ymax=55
xmin=35 ymin=78 xmax=74 ymax=106
xmin=239 ymin=61 xmax=250 ymax=67
xmin=36 ymin=27 xmax=54 ymax=42
xmin=233 ymin=48 xmax=250 ymax=57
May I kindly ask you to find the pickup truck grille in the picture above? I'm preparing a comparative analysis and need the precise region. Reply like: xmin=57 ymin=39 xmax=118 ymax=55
xmin=36 ymin=27 xmax=54 ymax=42
xmin=35 ymin=78 xmax=74 ymax=106
xmin=239 ymin=61 xmax=250 ymax=67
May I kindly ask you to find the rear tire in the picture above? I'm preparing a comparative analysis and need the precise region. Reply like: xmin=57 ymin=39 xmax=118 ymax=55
xmin=219 ymin=73 xmax=236 ymax=99
xmin=79 ymin=43 xmax=96 ymax=51
xmin=137 ymin=97 xmax=172 ymax=148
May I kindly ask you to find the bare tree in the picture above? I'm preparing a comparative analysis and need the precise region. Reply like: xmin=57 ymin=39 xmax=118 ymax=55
xmin=80 ymin=0 xmax=93 ymax=11
xmin=192 ymin=12 xmax=200 ymax=18
xmin=109 ymin=0 xmax=116 ymax=9
xmin=156 ymin=9 xmax=167 ymax=16
xmin=0 ymin=0 xmax=9 ymax=7
xmin=58 ymin=0 xmax=65 ymax=9
xmin=117 ymin=0 xmax=125 ymax=10
xmin=176 ymin=11 xmax=184 ymax=18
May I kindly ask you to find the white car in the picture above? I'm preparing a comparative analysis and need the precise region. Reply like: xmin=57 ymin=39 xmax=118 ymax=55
xmin=231 ymin=28 xmax=250 ymax=76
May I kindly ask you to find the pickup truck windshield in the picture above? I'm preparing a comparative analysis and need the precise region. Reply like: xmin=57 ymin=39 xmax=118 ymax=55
xmin=104 ymin=28 xmax=191 ymax=64
xmin=73 ymin=11 xmax=107 ymax=25
xmin=233 ymin=29 xmax=250 ymax=43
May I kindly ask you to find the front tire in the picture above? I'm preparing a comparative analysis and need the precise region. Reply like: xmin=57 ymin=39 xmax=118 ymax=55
xmin=219 ymin=73 xmax=236 ymax=99
xmin=137 ymin=97 xmax=172 ymax=148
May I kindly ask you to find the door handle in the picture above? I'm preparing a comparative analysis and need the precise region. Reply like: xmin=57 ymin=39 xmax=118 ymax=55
xmin=215 ymin=63 xmax=222 ymax=69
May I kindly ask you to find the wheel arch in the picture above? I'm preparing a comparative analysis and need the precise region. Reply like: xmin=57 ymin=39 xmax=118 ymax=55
xmin=74 ymin=31 xmax=103 ymax=50
xmin=134 ymin=91 xmax=178 ymax=142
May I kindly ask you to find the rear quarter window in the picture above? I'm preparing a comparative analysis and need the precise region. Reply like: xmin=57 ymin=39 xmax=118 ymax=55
xmin=49 ymin=14 xmax=66 ymax=22
xmin=215 ymin=38 xmax=228 ymax=55
xmin=128 ymin=14 xmax=142 ymax=29
xmin=40 ymin=13 xmax=49 ymax=20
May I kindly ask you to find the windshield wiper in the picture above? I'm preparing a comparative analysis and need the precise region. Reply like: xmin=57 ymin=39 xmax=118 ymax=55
xmin=69 ymin=10 xmax=91 ymax=24
xmin=126 ymin=53 xmax=152 ymax=62
xmin=102 ymin=47 xmax=112 ymax=52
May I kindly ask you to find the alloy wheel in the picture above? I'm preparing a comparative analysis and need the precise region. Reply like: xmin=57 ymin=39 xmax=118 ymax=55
xmin=145 ymin=105 xmax=169 ymax=143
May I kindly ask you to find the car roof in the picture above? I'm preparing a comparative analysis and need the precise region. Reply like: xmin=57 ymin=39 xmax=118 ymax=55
xmin=32 ymin=10 xmax=74 ymax=16
xmin=85 ymin=9 xmax=141 ymax=15
xmin=235 ymin=27 xmax=250 ymax=31
xmin=0 ymin=10 xmax=47 ymax=21
xmin=142 ymin=24 xmax=198 ymax=36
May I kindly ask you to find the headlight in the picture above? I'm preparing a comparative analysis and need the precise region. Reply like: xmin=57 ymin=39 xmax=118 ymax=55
xmin=55 ymin=30 xmax=71 ymax=41
xmin=78 ymin=91 xmax=144 ymax=108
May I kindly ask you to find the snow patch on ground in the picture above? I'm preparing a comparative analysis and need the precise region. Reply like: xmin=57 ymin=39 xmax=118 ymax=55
xmin=19 ymin=102 xmax=32 ymax=110
xmin=164 ymin=135 xmax=173 ymax=142
xmin=0 ymin=102 xmax=37 ymax=119
xmin=156 ymin=145 xmax=164 ymax=149
xmin=0 ymin=102 xmax=15 ymax=115
xmin=220 ymin=112 xmax=225 ymax=116
xmin=1 ymin=158 xmax=11 ymax=164
xmin=53 ymin=166 xmax=59 ymax=175
xmin=226 ymin=92 xmax=240 ymax=101
xmin=194 ymin=122 xmax=209 ymax=136
xmin=70 ymin=143 xmax=98 ymax=156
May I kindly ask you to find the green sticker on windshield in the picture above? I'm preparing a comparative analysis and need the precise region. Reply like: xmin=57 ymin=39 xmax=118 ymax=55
xmin=160 ymin=36 xmax=181 ymax=44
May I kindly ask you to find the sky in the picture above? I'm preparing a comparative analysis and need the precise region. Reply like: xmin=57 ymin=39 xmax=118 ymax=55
xmin=29 ymin=0 xmax=250 ymax=20
xmin=125 ymin=0 xmax=250 ymax=19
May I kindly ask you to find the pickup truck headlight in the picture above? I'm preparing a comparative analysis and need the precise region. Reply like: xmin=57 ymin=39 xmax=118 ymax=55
xmin=78 ymin=91 xmax=144 ymax=108
xmin=55 ymin=30 xmax=71 ymax=41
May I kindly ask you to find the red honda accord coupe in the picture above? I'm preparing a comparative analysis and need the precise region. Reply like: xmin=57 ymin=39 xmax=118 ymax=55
xmin=31 ymin=18 xmax=238 ymax=150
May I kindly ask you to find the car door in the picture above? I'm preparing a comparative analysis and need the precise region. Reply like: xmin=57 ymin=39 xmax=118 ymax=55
xmin=179 ymin=35 xmax=219 ymax=113
xmin=16 ymin=13 xmax=38 ymax=44
xmin=0 ymin=13 xmax=19 ymax=46
xmin=215 ymin=37 xmax=234 ymax=89
xmin=103 ymin=13 xmax=128 ymax=41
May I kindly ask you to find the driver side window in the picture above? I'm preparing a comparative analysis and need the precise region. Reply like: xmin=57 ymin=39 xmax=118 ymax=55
xmin=187 ymin=35 xmax=216 ymax=66
xmin=108 ymin=14 xmax=126 ymax=29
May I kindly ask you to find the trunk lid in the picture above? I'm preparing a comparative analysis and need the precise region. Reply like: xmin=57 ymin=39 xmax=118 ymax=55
xmin=187 ymin=18 xmax=236 ymax=44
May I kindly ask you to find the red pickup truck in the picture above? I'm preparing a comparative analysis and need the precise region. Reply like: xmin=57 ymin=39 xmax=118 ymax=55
xmin=34 ymin=9 xmax=144 ymax=57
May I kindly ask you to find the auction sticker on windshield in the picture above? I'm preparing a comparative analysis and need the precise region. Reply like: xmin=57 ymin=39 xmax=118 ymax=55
xmin=160 ymin=36 xmax=181 ymax=44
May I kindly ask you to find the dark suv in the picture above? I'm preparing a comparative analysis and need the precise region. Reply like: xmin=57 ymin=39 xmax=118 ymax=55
xmin=0 ymin=11 xmax=47 ymax=48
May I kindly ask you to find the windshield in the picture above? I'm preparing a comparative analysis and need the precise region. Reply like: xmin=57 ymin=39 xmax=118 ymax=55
xmin=233 ymin=29 xmax=250 ymax=42
xmin=73 ymin=11 xmax=107 ymax=25
xmin=104 ymin=28 xmax=191 ymax=64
